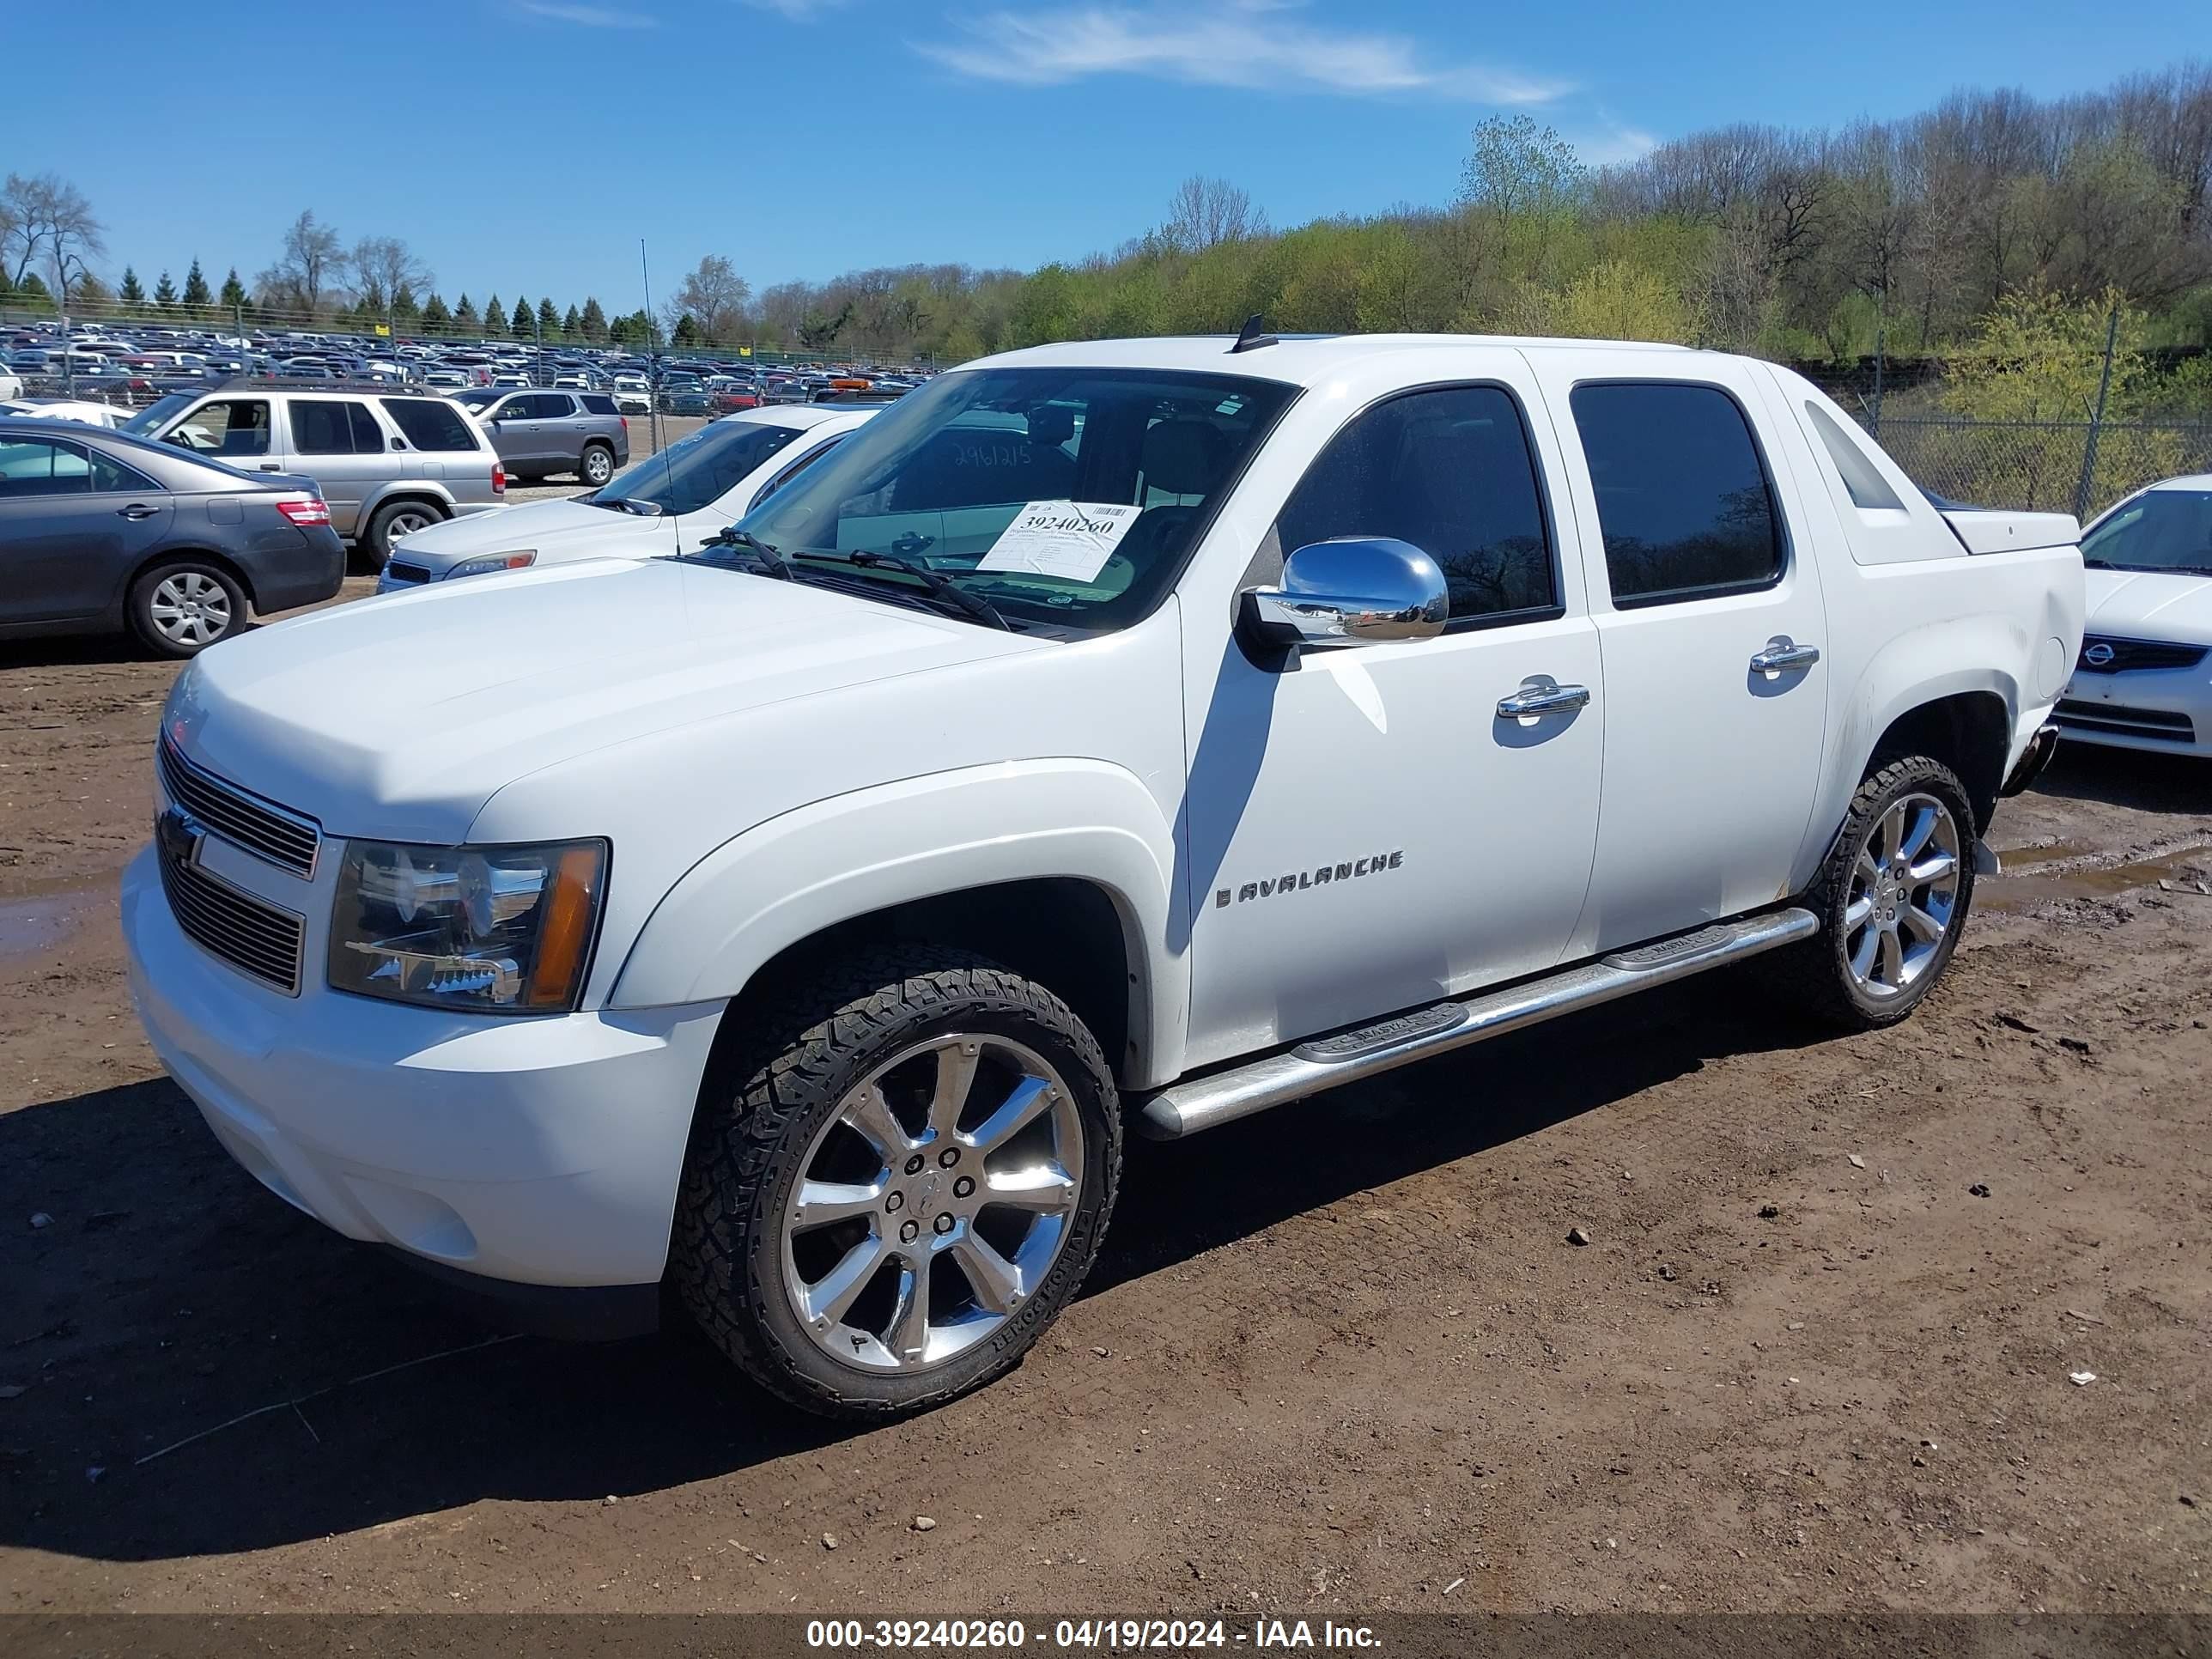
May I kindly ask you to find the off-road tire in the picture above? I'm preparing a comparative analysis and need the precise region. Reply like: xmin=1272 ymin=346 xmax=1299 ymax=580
xmin=672 ymin=948 xmax=1121 ymax=1419
xmin=128 ymin=561 xmax=248 ymax=658
xmin=1774 ymin=756 xmax=1978 ymax=1031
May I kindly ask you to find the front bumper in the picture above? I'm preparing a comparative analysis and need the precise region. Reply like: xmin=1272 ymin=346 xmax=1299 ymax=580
xmin=2055 ymin=669 xmax=2211 ymax=756
xmin=121 ymin=845 xmax=724 ymax=1295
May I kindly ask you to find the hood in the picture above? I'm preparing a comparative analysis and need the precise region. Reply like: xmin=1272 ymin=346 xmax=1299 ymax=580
xmin=2082 ymin=568 xmax=2212 ymax=640
xmin=167 ymin=558 xmax=1043 ymax=842
xmin=392 ymin=494 xmax=690 ymax=571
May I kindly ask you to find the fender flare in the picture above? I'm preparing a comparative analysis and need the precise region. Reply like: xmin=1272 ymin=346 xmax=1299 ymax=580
xmin=358 ymin=481 xmax=459 ymax=526
xmin=606 ymin=759 xmax=1189 ymax=1087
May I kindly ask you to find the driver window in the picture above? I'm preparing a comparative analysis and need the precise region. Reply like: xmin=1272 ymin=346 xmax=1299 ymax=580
xmin=1273 ymin=386 xmax=1559 ymax=625
xmin=171 ymin=399 xmax=271 ymax=458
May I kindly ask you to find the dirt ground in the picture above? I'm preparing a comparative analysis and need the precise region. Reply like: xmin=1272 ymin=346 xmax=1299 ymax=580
xmin=2 ymin=606 xmax=2208 ymax=1620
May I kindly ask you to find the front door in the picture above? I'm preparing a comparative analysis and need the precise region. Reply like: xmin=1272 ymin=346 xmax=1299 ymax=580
xmin=0 ymin=435 xmax=172 ymax=622
xmin=1182 ymin=378 xmax=1605 ymax=1066
xmin=1528 ymin=365 xmax=1830 ymax=949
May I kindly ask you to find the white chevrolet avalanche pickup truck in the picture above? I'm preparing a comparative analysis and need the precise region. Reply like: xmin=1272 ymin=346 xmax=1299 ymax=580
xmin=124 ymin=332 xmax=2085 ymax=1418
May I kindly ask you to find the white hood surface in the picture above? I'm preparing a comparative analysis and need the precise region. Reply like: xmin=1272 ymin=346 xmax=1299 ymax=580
xmin=392 ymin=493 xmax=695 ymax=569
xmin=2082 ymin=568 xmax=2212 ymax=640
xmin=168 ymin=558 xmax=1042 ymax=843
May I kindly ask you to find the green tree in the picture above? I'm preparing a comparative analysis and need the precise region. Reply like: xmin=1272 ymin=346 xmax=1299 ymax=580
xmin=1547 ymin=259 xmax=1694 ymax=342
xmin=671 ymin=312 xmax=700 ymax=346
xmin=483 ymin=293 xmax=507 ymax=334
xmin=218 ymin=267 xmax=247 ymax=309
xmin=580 ymin=296 xmax=607 ymax=342
xmin=453 ymin=292 xmax=479 ymax=331
xmin=392 ymin=283 xmax=421 ymax=326
xmin=421 ymin=292 xmax=451 ymax=333
xmin=537 ymin=295 xmax=559 ymax=339
xmin=181 ymin=258 xmax=211 ymax=312
xmin=562 ymin=302 xmax=581 ymax=339
xmin=118 ymin=264 xmax=146 ymax=309
xmin=153 ymin=269 xmax=178 ymax=307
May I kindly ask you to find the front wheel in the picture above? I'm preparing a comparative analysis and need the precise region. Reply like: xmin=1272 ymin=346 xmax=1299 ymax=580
xmin=672 ymin=949 xmax=1122 ymax=1419
xmin=1775 ymin=756 xmax=1978 ymax=1030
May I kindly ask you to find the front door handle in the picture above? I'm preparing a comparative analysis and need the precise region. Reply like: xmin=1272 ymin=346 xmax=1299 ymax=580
xmin=1751 ymin=637 xmax=1821 ymax=674
xmin=118 ymin=503 xmax=159 ymax=520
xmin=1497 ymin=678 xmax=1593 ymax=719
xmin=258 ymin=462 xmax=282 ymax=471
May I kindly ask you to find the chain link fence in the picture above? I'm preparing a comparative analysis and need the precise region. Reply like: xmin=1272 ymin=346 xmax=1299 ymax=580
xmin=1861 ymin=417 xmax=2212 ymax=519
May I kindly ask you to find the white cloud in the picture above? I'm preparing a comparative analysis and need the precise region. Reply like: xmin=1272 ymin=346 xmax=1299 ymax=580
xmin=1571 ymin=116 xmax=1659 ymax=167
xmin=514 ymin=0 xmax=658 ymax=26
xmin=911 ymin=1 xmax=1570 ymax=105
xmin=742 ymin=0 xmax=852 ymax=17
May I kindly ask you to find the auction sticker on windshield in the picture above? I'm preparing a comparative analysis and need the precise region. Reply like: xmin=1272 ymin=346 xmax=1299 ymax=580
xmin=976 ymin=501 xmax=1140 ymax=583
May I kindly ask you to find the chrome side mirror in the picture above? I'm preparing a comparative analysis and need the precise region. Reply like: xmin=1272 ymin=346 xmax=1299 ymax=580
xmin=1242 ymin=538 xmax=1449 ymax=649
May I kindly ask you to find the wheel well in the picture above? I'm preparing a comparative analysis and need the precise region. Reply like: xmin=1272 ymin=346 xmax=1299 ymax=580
xmin=367 ymin=491 xmax=451 ymax=529
xmin=721 ymin=878 xmax=1138 ymax=1083
xmin=130 ymin=546 xmax=258 ymax=610
xmin=1867 ymin=691 xmax=2009 ymax=832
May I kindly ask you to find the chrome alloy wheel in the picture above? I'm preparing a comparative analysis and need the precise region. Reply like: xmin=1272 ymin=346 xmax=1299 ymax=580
xmin=1844 ymin=791 xmax=1962 ymax=1000
xmin=384 ymin=507 xmax=435 ymax=540
xmin=781 ymin=1034 xmax=1085 ymax=1374
xmin=149 ymin=571 xmax=234 ymax=647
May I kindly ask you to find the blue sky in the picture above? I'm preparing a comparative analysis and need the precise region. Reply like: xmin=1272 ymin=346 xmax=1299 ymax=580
xmin=9 ymin=0 xmax=2192 ymax=309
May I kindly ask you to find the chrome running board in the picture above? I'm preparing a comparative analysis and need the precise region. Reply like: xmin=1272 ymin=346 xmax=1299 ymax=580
xmin=1136 ymin=907 xmax=1819 ymax=1139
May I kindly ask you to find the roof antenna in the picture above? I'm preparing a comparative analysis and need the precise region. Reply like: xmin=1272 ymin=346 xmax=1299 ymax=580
xmin=1229 ymin=313 xmax=1278 ymax=354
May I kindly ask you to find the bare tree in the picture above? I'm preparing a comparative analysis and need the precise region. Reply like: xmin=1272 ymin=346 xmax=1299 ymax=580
xmin=3 ymin=173 xmax=105 ymax=297
xmin=668 ymin=255 xmax=751 ymax=346
xmin=349 ymin=234 xmax=434 ymax=314
xmin=1162 ymin=176 xmax=1268 ymax=253
xmin=256 ymin=210 xmax=345 ymax=317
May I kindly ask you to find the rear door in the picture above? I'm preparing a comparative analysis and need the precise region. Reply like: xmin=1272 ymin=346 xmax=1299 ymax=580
xmin=0 ymin=435 xmax=172 ymax=623
xmin=1526 ymin=359 xmax=1829 ymax=949
xmin=285 ymin=398 xmax=386 ymax=537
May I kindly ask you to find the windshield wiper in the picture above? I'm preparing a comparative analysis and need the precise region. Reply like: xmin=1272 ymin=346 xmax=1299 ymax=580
xmin=696 ymin=525 xmax=794 ymax=580
xmin=799 ymin=550 xmax=1011 ymax=630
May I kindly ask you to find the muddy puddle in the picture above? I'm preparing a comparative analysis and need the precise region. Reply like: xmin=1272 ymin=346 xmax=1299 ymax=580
xmin=1981 ymin=842 xmax=2212 ymax=911
xmin=0 ymin=880 xmax=106 ymax=963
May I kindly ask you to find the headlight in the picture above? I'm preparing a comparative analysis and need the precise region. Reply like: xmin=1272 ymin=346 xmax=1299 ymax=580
xmin=444 ymin=550 xmax=537 ymax=580
xmin=328 ymin=839 xmax=606 ymax=1013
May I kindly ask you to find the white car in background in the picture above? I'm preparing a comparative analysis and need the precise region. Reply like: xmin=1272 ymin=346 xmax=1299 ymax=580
xmin=375 ymin=404 xmax=878 ymax=591
xmin=0 ymin=397 xmax=133 ymax=427
xmin=2057 ymin=472 xmax=2212 ymax=755
xmin=610 ymin=374 xmax=652 ymax=414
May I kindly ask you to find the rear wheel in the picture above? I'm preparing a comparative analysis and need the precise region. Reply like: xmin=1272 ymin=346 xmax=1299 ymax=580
xmin=362 ymin=500 xmax=442 ymax=572
xmin=672 ymin=948 xmax=1121 ymax=1419
xmin=580 ymin=442 xmax=615 ymax=487
xmin=130 ymin=562 xmax=246 ymax=657
xmin=1775 ymin=757 xmax=1978 ymax=1030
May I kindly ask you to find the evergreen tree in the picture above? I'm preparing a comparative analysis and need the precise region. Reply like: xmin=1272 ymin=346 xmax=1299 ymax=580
xmin=580 ymin=296 xmax=608 ymax=343
xmin=537 ymin=296 xmax=559 ymax=338
xmin=672 ymin=312 xmax=700 ymax=346
xmin=420 ymin=293 xmax=451 ymax=333
xmin=562 ymin=303 xmax=581 ymax=340
xmin=118 ymin=266 xmax=146 ymax=310
xmin=392 ymin=283 xmax=421 ymax=326
xmin=154 ymin=270 xmax=179 ymax=307
xmin=511 ymin=290 xmax=535 ymax=338
xmin=483 ymin=294 xmax=507 ymax=334
xmin=218 ymin=267 xmax=247 ymax=309
xmin=182 ymin=258 xmax=212 ymax=309
xmin=453 ymin=292 xmax=479 ymax=331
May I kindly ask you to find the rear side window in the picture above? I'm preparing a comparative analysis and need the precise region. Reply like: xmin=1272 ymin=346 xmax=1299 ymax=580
xmin=1274 ymin=385 xmax=1558 ymax=623
xmin=380 ymin=398 xmax=480 ymax=453
xmin=291 ymin=399 xmax=380 ymax=456
xmin=580 ymin=393 xmax=617 ymax=416
xmin=0 ymin=436 xmax=93 ymax=495
xmin=1571 ymin=382 xmax=1784 ymax=606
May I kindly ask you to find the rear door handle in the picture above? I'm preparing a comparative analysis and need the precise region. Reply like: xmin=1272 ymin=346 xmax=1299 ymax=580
xmin=1750 ymin=637 xmax=1821 ymax=674
xmin=258 ymin=462 xmax=282 ymax=471
xmin=1497 ymin=679 xmax=1593 ymax=719
xmin=118 ymin=503 xmax=159 ymax=520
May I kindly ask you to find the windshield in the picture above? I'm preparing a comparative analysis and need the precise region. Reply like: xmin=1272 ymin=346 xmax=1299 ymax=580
xmin=2083 ymin=489 xmax=2212 ymax=574
xmin=732 ymin=366 xmax=1296 ymax=630
xmin=121 ymin=392 xmax=196 ymax=435
xmin=592 ymin=418 xmax=803 ymax=515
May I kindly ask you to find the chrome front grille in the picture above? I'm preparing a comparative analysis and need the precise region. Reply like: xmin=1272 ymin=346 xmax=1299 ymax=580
xmin=2076 ymin=635 xmax=2209 ymax=675
xmin=157 ymin=738 xmax=321 ymax=877
xmin=2054 ymin=699 xmax=2197 ymax=744
xmin=156 ymin=835 xmax=306 ymax=994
